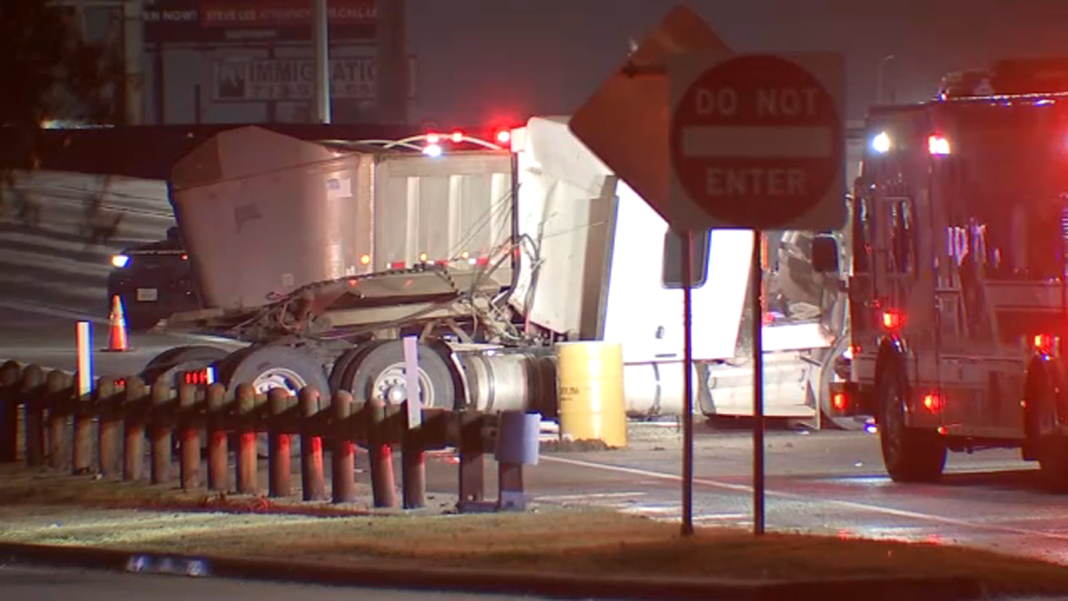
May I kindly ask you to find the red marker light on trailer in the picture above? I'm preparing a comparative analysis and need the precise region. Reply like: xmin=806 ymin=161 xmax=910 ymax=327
xmin=495 ymin=129 xmax=511 ymax=144
xmin=426 ymin=133 xmax=440 ymax=144
xmin=451 ymin=131 xmax=464 ymax=143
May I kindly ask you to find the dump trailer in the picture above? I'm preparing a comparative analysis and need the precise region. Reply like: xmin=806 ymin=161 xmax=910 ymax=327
xmin=821 ymin=58 xmax=1068 ymax=487
xmin=150 ymin=117 xmax=850 ymax=424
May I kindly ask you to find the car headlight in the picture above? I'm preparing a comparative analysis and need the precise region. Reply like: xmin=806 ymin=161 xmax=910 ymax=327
xmin=111 ymin=254 xmax=130 ymax=268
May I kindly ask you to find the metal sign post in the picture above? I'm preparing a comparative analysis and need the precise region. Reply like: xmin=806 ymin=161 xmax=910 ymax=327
xmin=681 ymin=228 xmax=695 ymax=536
xmin=751 ymin=231 xmax=765 ymax=536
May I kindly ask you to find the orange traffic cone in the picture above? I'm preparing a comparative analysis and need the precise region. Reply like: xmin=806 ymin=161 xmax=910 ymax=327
xmin=105 ymin=295 xmax=130 ymax=352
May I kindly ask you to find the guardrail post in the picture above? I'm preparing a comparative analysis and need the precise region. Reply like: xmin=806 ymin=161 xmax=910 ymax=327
xmin=301 ymin=387 xmax=325 ymax=502
xmin=123 ymin=377 xmax=147 ymax=481
xmin=330 ymin=390 xmax=355 ymax=503
xmin=458 ymin=410 xmax=485 ymax=508
xmin=367 ymin=397 xmax=397 ymax=508
xmin=402 ymin=400 xmax=425 ymax=509
xmin=46 ymin=370 xmax=72 ymax=472
xmin=0 ymin=361 xmax=21 ymax=463
xmin=268 ymin=388 xmax=291 ymax=498
xmin=206 ymin=383 xmax=228 ymax=492
xmin=95 ymin=377 xmax=120 ymax=478
xmin=178 ymin=382 xmax=200 ymax=490
xmin=150 ymin=379 xmax=173 ymax=485
xmin=22 ymin=364 xmax=45 ymax=467
xmin=235 ymin=383 xmax=257 ymax=494
xmin=71 ymin=372 xmax=93 ymax=475
xmin=495 ymin=411 xmax=540 ymax=511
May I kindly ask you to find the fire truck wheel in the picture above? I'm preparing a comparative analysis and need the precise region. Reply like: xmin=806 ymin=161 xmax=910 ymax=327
xmin=1028 ymin=369 xmax=1068 ymax=492
xmin=341 ymin=340 xmax=456 ymax=410
xmin=878 ymin=360 xmax=946 ymax=483
xmin=140 ymin=345 xmax=230 ymax=388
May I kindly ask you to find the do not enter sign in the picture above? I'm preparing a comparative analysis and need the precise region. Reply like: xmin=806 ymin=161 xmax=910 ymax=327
xmin=669 ymin=54 xmax=844 ymax=230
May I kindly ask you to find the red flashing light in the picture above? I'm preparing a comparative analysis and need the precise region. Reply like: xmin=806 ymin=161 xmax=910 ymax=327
xmin=928 ymin=134 xmax=951 ymax=156
xmin=451 ymin=131 xmax=464 ymax=143
xmin=882 ymin=309 xmax=905 ymax=330
xmin=495 ymin=129 xmax=511 ymax=144
xmin=114 ymin=378 xmax=127 ymax=389
xmin=1035 ymin=334 xmax=1055 ymax=355
xmin=923 ymin=393 xmax=943 ymax=412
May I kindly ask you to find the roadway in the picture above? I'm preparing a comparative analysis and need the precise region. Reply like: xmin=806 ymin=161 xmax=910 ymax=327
xmin=4 ymin=171 xmax=1068 ymax=576
xmin=0 ymin=565 xmax=537 ymax=601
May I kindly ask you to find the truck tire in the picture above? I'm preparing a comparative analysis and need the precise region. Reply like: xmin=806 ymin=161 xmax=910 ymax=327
xmin=219 ymin=345 xmax=330 ymax=399
xmin=878 ymin=359 xmax=946 ymax=483
xmin=1027 ymin=367 xmax=1068 ymax=492
xmin=141 ymin=345 xmax=230 ymax=388
xmin=340 ymin=340 xmax=456 ymax=410
xmin=328 ymin=342 xmax=386 ymax=394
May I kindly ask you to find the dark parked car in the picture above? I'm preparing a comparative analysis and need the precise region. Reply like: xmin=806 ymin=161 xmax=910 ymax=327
xmin=106 ymin=227 xmax=201 ymax=330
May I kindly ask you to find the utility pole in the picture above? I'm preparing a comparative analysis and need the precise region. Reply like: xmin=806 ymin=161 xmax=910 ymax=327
xmin=375 ymin=0 xmax=408 ymax=124
xmin=122 ymin=0 xmax=144 ymax=124
xmin=312 ymin=0 xmax=331 ymax=124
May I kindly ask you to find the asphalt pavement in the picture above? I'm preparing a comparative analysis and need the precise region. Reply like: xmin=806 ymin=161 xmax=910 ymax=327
xmin=0 ymin=564 xmax=545 ymax=601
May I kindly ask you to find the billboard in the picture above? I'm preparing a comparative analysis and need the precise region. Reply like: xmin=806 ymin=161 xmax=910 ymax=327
xmin=213 ymin=57 xmax=376 ymax=102
xmin=144 ymin=0 xmax=376 ymax=43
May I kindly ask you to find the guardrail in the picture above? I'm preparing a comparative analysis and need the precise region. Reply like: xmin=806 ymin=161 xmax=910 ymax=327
xmin=0 ymin=361 xmax=539 ymax=512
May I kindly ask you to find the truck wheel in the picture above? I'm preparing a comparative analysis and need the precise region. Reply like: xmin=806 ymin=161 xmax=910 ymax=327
xmin=219 ymin=345 xmax=330 ymax=399
xmin=340 ymin=340 xmax=456 ymax=409
xmin=1028 ymin=368 xmax=1068 ymax=492
xmin=878 ymin=360 xmax=946 ymax=483
xmin=141 ymin=345 xmax=230 ymax=388
xmin=328 ymin=342 xmax=385 ymax=394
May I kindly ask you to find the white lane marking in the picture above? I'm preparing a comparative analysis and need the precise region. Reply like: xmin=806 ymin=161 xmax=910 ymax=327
xmin=694 ymin=513 xmax=750 ymax=521
xmin=541 ymin=455 xmax=1068 ymax=541
xmin=535 ymin=492 xmax=647 ymax=502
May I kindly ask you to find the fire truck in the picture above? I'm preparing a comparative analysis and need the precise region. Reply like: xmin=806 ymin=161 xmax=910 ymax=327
xmin=821 ymin=59 xmax=1068 ymax=489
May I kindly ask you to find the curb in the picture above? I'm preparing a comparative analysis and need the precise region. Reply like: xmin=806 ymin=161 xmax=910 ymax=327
xmin=0 ymin=542 xmax=986 ymax=600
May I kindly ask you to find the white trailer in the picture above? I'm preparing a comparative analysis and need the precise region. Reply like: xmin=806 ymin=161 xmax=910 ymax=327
xmin=149 ymin=116 xmax=852 ymax=425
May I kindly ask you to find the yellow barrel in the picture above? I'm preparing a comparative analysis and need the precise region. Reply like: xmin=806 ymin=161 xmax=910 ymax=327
xmin=556 ymin=341 xmax=626 ymax=448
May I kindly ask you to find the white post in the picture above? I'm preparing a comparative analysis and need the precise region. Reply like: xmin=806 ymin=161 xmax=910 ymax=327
xmin=403 ymin=336 xmax=421 ymax=428
xmin=76 ymin=321 xmax=92 ymax=397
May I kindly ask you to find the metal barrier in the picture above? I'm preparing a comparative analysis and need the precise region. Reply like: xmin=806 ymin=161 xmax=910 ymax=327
xmin=0 ymin=360 xmax=539 ymax=512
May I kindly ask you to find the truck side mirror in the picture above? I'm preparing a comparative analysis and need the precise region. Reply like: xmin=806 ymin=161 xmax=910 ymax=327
xmin=811 ymin=235 xmax=839 ymax=273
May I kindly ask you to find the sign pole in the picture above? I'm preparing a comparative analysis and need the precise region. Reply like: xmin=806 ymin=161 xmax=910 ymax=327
xmin=312 ymin=0 xmax=331 ymax=124
xmin=681 ymin=228 xmax=695 ymax=537
xmin=752 ymin=229 xmax=765 ymax=536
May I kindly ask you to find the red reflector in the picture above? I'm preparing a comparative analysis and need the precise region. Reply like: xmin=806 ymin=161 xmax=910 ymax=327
xmin=832 ymin=392 xmax=848 ymax=412
xmin=476 ymin=256 xmax=490 ymax=266
xmin=434 ymin=259 xmax=449 ymax=267
xmin=389 ymin=261 xmax=406 ymax=270
xmin=114 ymin=378 xmax=127 ymax=388
xmin=923 ymin=393 xmax=943 ymax=412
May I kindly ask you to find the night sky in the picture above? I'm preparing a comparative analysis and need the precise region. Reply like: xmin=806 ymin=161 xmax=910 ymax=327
xmin=409 ymin=0 xmax=1068 ymax=126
